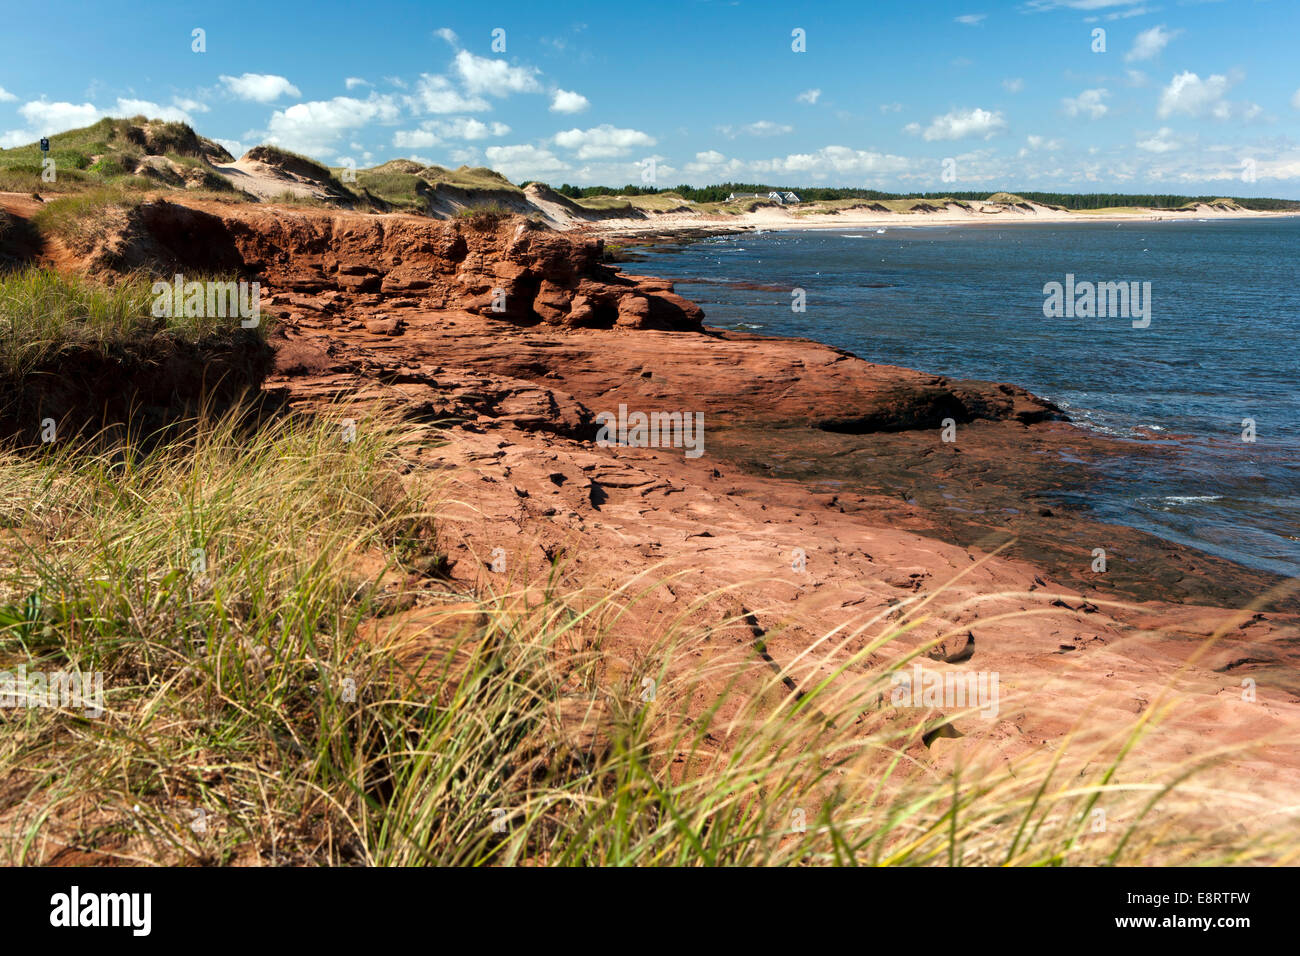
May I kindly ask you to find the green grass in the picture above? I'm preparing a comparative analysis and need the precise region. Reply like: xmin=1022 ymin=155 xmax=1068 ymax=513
xmin=0 ymin=117 xmax=231 ymax=197
xmin=0 ymin=267 xmax=268 ymax=382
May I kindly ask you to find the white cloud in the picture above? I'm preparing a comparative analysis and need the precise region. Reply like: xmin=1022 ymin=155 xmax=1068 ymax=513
xmin=408 ymin=74 xmax=489 ymax=114
xmin=913 ymin=107 xmax=1007 ymax=141
xmin=172 ymin=97 xmax=209 ymax=114
xmin=1157 ymin=71 xmax=1257 ymax=120
xmin=266 ymin=94 xmax=400 ymax=155
xmin=1293 ymin=88 xmax=1300 ymax=110
xmin=441 ymin=117 xmax=509 ymax=139
xmin=394 ymin=117 xmax=510 ymax=147
xmin=1062 ymin=88 xmax=1109 ymax=119
xmin=718 ymin=120 xmax=793 ymax=138
xmin=434 ymin=27 xmax=458 ymax=46
xmin=550 ymin=89 xmax=590 ymax=114
xmin=955 ymin=14 xmax=986 ymax=25
xmin=880 ymin=102 xmax=904 ymax=113
xmin=393 ymin=128 xmax=438 ymax=149
xmin=748 ymin=145 xmax=912 ymax=179
xmin=1017 ymin=134 xmax=1065 ymax=159
xmin=114 ymin=98 xmax=197 ymax=123
xmin=0 ymin=87 xmax=17 ymax=103
xmin=1002 ymin=78 xmax=1024 ymax=93
xmin=18 ymin=100 xmax=102 ymax=132
xmin=1136 ymin=126 xmax=1182 ymax=153
xmin=1126 ymin=24 xmax=1178 ymax=62
xmin=215 ymin=138 xmax=245 ymax=158
xmin=1103 ymin=4 xmax=1152 ymax=20
xmin=797 ymin=88 xmax=821 ymax=105
xmin=554 ymin=124 xmax=656 ymax=159
xmin=345 ymin=77 xmax=371 ymax=90
xmin=220 ymin=73 xmax=301 ymax=103
xmin=484 ymin=143 xmax=567 ymax=179
xmin=453 ymin=50 xmax=541 ymax=97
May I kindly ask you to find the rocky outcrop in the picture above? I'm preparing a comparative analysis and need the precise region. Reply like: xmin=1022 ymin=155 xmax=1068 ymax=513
xmin=128 ymin=201 xmax=705 ymax=331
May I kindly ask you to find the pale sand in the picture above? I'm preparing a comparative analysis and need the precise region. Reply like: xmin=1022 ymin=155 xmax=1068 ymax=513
xmin=579 ymin=199 xmax=1300 ymax=237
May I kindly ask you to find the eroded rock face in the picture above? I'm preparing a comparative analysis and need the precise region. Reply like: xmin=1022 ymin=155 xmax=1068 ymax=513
xmin=131 ymin=202 xmax=705 ymax=332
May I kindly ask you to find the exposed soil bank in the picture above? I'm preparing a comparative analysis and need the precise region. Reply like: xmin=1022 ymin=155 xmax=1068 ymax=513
xmin=0 ymin=330 xmax=274 ymax=445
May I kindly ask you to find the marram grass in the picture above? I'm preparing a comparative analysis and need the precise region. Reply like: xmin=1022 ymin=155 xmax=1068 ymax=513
xmin=0 ymin=403 xmax=1292 ymax=866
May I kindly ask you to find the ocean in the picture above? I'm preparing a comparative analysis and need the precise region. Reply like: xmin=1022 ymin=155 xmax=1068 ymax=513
xmin=637 ymin=217 xmax=1300 ymax=577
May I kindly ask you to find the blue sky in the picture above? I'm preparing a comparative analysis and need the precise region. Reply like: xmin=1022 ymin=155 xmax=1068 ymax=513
xmin=1 ymin=0 xmax=1297 ymax=194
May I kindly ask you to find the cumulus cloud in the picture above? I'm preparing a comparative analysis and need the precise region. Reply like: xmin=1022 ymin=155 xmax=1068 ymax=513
xmin=220 ymin=73 xmax=301 ymax=103
xmin=0 ymin=87 xmax=17 ymax=102
xmin=19 ymin=100 xmax=102 ymax=131
xmin=1157 ymin=71 xmax=1258 ymax=120
xmin=408 ymin=74 xmax=489 ymax=114
xmin=912 ymin=107 xmax=1007 ymax=141
xmin=550 ymin=89 xmax=590 ymax=113
xmin=748 ymin=144 xmax=912 ymax=179
xmin=434 ymin=27 xmax=458 ymax=46
xmin=393 ymin=117 xmax=510 ymax=147
xmin=453 ymin=50 xmax=541 ymax=97
xmin=345 ymin=77 xmax=371 ymax=90
xmin=484 ymin=143 xmax=567 ymax=179
xmin=1136 ymin=126 xmax=1183 ymax=153
xmin=114 ymin=98 xmax=198 ymax=123
xmin=553 ymin=124 xmax=656 ymax=159
xmin=797 ymin=88 xmax=821 ymax=105
xmin=266 ymin=94 xmax=400 ymax=155
xmin=1062 ymin=88 xmax=1109 ymax=119
xmin=1126 ymin=24 xmax=1178 ymax=62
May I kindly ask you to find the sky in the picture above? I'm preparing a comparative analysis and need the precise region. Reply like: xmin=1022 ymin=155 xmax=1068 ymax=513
xmin=1 ymin=0 xmax=1297 ymax=195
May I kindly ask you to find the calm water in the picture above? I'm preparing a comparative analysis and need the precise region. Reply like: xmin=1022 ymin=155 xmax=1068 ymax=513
xmin=639 ymin=218 xmax=1300 ymax=577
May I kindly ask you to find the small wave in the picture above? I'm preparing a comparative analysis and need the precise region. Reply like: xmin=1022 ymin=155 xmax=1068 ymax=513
xmin=839 ymin=234 xmax=868 ymax=239
xmin=1161 ymin=495 xmax=1223 ymax=504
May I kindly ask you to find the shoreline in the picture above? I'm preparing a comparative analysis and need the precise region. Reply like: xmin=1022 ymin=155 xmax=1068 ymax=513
xmin=581 ymin=202 xmax=1300 ymax=239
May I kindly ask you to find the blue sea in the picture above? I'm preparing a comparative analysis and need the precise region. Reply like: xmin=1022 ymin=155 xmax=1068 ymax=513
xmin=638 ymin=217 xmax=1300 ymax=577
